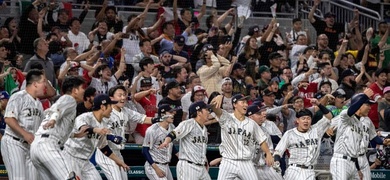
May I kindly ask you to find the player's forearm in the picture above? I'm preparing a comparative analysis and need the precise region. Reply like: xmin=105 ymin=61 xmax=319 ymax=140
xmin=260 ymin=141 xmax=272 ymax=155
xmin=4 ymin=117 xmax=31 ymax=137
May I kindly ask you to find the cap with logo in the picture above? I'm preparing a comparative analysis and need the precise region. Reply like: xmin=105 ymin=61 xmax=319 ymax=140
xmin=262 ymin=89 xmax=275 ymax=97
xmin=258 ymin=65 xmax=270 ymax=74
xmin=231 ymin=94 xmax=250 ymax=104
xmin=140 ymin=78 xmax=153 ymax=87
xmin=245 ymin=105 xmax=264 ymax=116
xmin=193 ymin=85 xmax=206 ymax=93
xmin=93 ymin=94 xmax=118 ymax=111
xmin=189 ymin=101 xmax=211 ymax=118
xmin=174 ymin=35 xmax=185 ymax=46
xmin=0 ymin=91 xmax=10 ymax=100
xmin=221 ymin=77 xmax=233 ymax=85
xmin=158 ymin=104 xmax=177 ymax=116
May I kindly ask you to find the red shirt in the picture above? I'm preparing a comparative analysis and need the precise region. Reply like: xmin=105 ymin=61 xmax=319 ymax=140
xmin=136 ymin=94 xmax=157 ymax=137
xmin=369 ymin=82 xmax=383 ymax=128
xmin=298 ymin=82 xmax=318 ymax=108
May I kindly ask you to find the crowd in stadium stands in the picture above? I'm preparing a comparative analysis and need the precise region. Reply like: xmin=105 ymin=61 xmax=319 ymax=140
xmin=1 ymin=0 xmax=390 ymax=178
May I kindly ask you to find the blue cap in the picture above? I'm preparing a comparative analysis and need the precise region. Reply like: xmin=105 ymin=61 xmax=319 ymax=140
xmin=351 ymin=93 xmax=376 ymax=105
xmin=232 ymin=94 xmax=250 ymax=104
xmin=0 ymin=91 xmax=9 ymax=100
xmin=245 ymin=105 xmax=264 ymax=116
xmin=189 ymin=101 xmax=210 ymax=118
xmin=158 ymin=104 xmax=177 ymax=116
xmin=92 ymin=94 xmax=118 ymax=110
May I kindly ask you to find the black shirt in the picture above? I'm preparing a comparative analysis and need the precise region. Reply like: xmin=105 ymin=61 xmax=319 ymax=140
xmin=76 ymin=102 xmax=92 ymax=116
xmin=311 ymin=17 xmax=344 ymax=51
xmin=158 ymin=97 xmax=183 ymax=127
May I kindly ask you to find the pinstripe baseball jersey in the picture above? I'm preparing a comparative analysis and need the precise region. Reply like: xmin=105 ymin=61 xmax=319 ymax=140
xmin=143 ymin=123 xmax=175 ymax=163
xmin=174 ymin=118 xmax=208 ymax=164
xmin=358 ymin=116 xmax=376 ymax=155
xmin=333 ymin=110 xmax=364 ymax=157
xmin=105 ymin=107 xmax=146 ymax=150
xmin=253 ymin=126 xmax=274 ymax=166
xmin=63 ymin=112 xmax=108 ymax=160
xmin=262 ymin=120 xmax=282 ymax=138
xmin=274 ymin=116 xmax=330 ymax=166
xmin=218 ymin=110 xmax=267 ymax=160
xmin=4 ymin=90 xmax=45 ymax=138
xmin=35 ymin=95 xmax=77 ymax=145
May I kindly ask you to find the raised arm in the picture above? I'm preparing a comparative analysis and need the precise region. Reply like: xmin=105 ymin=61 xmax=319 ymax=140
xmin=114 ymin=48 xmax=126 ymax=79
xmin=216 ymin=8 xmax=234 ymax=28
xmin=196 ymin=0 xmax=207 ymax=22
xmin=333 ymin=39 xmax=348 ymax=67
xmin=173 ymin=0 xmax=178 ymax=23
xmin=95 ymin=0 xmax=108 ymax=21
xmin=308 ymin=0 xmax=320 ymax=24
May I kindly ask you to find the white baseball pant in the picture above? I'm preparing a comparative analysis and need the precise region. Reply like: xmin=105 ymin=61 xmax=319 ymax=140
xmin=1 ymin=134 xmax=39 ymax=180
xmin=63 ymin=151 xmax=102 ymax=180
xmin=256 ymin=165 xmax=283 ymax=180
xmin=218 ymin=158 xmax=258 ymax=180
xmin=31 ymin=136 xmax=70 ymax=180
xmin=330 ymin=153 xmax=358 ymax=180
xmin=95 ymin=148 xmax=128 ymax=180
xmin=284 ymin=165 xmax=315 ymax=180
xmin=354 ymin=154 xmax=370 ymax=180
xmin=177 ymin=160 xmax=211 ymax=180
xmin=144 ymin=162 xmax=173 ymax=180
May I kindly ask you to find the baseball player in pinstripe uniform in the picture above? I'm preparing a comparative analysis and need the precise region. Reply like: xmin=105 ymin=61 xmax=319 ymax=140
xmin=273 ymin=99 xmax=333 ymax=180
xmin=330 ymin=88 xmax=375 ymax=180
xmin=62 ymin=94 xmax=129 ymax=179
xmin=95 ymin=85 xmax=159 ymax=180
xmin=1 ymin=69 xmax=48 ymax=180
xmin=30 ymin=76 xmax=85 ymax=180
xmin=210 ymin=94 xmax=273 ymax=180
xmin=159 ymin=101 xmax=211 ymax=180
xmin=142 ymin=104 xmax=178 ymax=180
xmin=246 ymin=105 xmax=283 ymax=180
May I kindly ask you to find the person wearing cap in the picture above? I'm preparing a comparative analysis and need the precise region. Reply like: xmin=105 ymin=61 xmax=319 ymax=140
xmin=62 ymin=94 xmax=129 ymax=179
xmin=30 ymin=76 xmax=85 ymax=179
xmin=159 ymin=101 xmax=212 ymax=180
xmin=159 ymin=81 xmax=184 ymax=127
xmin=0 ymin=91 xmax=10 ymax=138
xmin=58 ymin=47 xmax=96 ymax=83
xmin=329 ymin=88 xmax=376 ymax=180
xmin=169 ymin=35 xmax=190 ymax=65
xmin=182 ymin=85 xmax=208 ymax=119
xmin=379 ymin=86 xmax=390 ymax=131
xmin=262 ymin=89 xmax=286 ymax=130
xmin=273 ymin=97 xmax=333 ymax=180
xmin=267 ymin=52 xmax=283 ymax=79
xmin=142 ymin=104 xmax=177 ymax=180
xmin=368 ymin=68 xmax=388 ymax=128
xmin=246 ymin=105 xmax=283 ymax=180
xmin=210 ymin=94 xmax=274 ymax=179
xmin=325 ymin=89 xmax=348 ymax=117
xmin=0 ymin=69 xmax=49 ymax=180
xmin=197 ymin=48 xmax=232 ymax=96
xmin=217 ymin=77 xmax=234 ymax=113
xmin=338 ymin=69 xmax=358 ymax=100
xmin=309 ymin=0 xmax=359 ymax=51
xmin=94 ymin=86 xmax=160 ymax=179
xmin=230 ymin=63 xmax=247 ymax=95
xmin=157 ymin=51 xmax=187 ymax=82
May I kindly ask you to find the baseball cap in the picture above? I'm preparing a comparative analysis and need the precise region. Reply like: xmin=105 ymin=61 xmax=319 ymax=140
xmin=174 ymin=35 xmax=185 ymax=46
xmin=158 ymin=104 xmax=176 ymax=116
xmin=384 ymin=86 xmax=390 ymax=94
xmin=351 ymin=93 xmax=376 ymax=105
xmin=319 ymin=79 xmax=332 ymax=89
xmin=92 ymin=94 xmax=118 ymax=110
xmin=140 ymin=78 xmax=153 ymax=87
xmin=245 ymin=105 xmax=263 ymax=116
xmin=375 ymin=68 xmax=388 ymax=77
xmin=332 ymin=89 xmax=346 ymax=98
xmin=296 ymin=109 xmax=313 ymax=118
xmin=193 ymin=85 xmax=206 ymax=93
xmin=258 ymin=65 xmax=270 ymax=74
xmin=221 ymin=77 xmax=233 ymax=85
xmin=303 ymin=45 xmax=317 ymax=54
xmin=314 ymin=91 xmax=326 ymax=99
xmin=324 ymin=12 xmax=336 ymax=18
xmin=232 ymin=63 xmax=245 ymax=71
xmin=0 ymin=91 xmax=10 ymax=100
xmin=340 ymin=69 xmax=357 ymax=80
xmin=248 ymin=25 xmax=260 ymax=36
xmin=159 ymin=50 xmax=170 ymax=58
xmin=232 ymin=94 xmax=250 ymax=104
xmin=202 ymin=44 xmax=214 ymax=52
xmin=262 ymin=89 xmax=275 ymax=97
xmin=268 ymin=52 xmax=283 ymax=60
xmin=189 ymin=101 xmax=211 ymax=118
xmin=164 ymin=81 xmax=180 ymax=91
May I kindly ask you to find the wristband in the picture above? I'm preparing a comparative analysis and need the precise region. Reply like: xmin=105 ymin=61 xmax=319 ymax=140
xmin=318 ymin=104 xmax=330 ymax=115
xmin=86 ymin=127 xmax=94 ymax=134
xmin=100 ymin=145 xmax=113 ymax=157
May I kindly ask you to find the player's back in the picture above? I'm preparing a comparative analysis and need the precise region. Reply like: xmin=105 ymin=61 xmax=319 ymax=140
xmin=35 ymin=94 xmax=77 ymax=145
xmin=63 ymin=112 xmax=107 ymax=160
xmin=333 ymin=110 xmax=364 ymax=157
xmin=4 ymin=90 xmax=44 ymax=138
